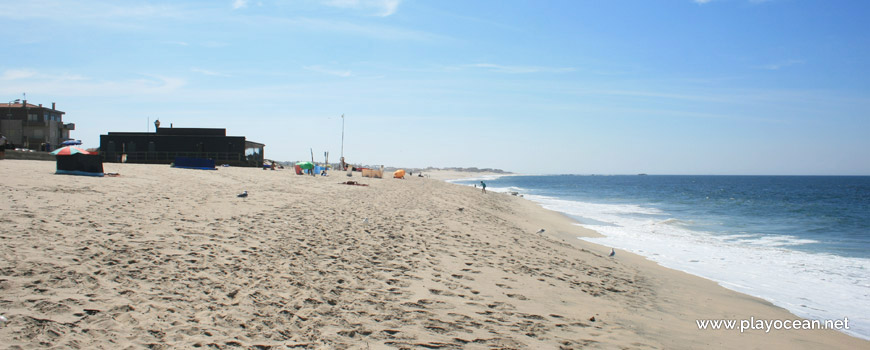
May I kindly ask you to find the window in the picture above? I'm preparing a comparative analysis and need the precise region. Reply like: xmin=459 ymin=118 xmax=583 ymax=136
xmin=28 ymin=114 xmax=39 ymax=122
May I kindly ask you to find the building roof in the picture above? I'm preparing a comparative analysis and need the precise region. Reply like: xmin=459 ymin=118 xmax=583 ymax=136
xmin=1 ymin=103 xmax=65 ymax=113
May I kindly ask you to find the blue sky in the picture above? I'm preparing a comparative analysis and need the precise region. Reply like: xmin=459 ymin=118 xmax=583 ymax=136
xmin=2 ymin=0 xmax=868 ymax=175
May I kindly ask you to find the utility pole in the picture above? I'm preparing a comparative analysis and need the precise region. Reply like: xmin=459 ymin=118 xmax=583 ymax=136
xmin=340 ymin=114 xmax=345 ymax=170
xmin=310 ymin=148 xmax=315 ymax=176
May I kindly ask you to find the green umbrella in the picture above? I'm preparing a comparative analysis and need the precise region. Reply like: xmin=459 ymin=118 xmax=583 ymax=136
xmin=296 ymin=161 xmax=314 ymax=170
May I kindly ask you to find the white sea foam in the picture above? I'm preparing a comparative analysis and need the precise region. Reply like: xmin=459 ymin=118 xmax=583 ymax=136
xmin=484 ymin=186 xmax=527 ymax=194
xmin=655 ymin=218 xmax=689 ymax=226
xmin=522 ymin=194 xmax=870 ymax=340
xmin=735 ymin=235 xmax=821 ymax=247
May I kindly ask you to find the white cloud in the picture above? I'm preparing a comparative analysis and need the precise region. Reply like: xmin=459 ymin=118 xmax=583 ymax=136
xmin=1 ymin=69 xmax=39 ymax=80
xmin=757 ymin=59 xmax=804 ymax=70
xmin=301 ymin=17 xmax=440 ymax=40
xmin=375 ymin=0 xmax=400 ymax=16
xmin=304 ymin=65 xmax=352 ymax=77
xmin=463 ymin=63 xmax=575 ymax=74
xmin=0 ymin=71 xmax=186 ymax=97
xmin=201 ymin=41 xmax=230 ymax=48
xmin=322 ymin=0 xmax=402 ymax=17
xmin=1 ymin=69 xmax=88 ymax=82
xmin=191 ymin=68 xmax=231 ymax=77
xmin=233 ymin=0 xmax=248 ymax=10
xmin=695 ymin=0 xmax=774 ymax=4
xmin=0 ymin=1 xmax=189 ymax=21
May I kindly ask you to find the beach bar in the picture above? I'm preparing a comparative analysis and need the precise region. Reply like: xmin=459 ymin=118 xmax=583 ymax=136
xmin=99 ymin=127 xmax=264 ymax=167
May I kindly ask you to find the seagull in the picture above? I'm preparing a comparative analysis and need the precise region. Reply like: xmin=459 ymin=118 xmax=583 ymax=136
xmin=536 ymin=229 xmax=545 ymax=234
xmin=609 ymin=248 xmax=616 ymax=257
xmin=237 ymin=191 xmax=248 ymax=198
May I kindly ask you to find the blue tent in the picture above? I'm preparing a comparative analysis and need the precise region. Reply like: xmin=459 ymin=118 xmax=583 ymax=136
xmin=172 ymin=157 xmax=216 ymax=170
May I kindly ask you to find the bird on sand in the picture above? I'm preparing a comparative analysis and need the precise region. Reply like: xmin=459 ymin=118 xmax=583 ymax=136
xmin=609 ymin=248 xmax=616 ymax=257
xmin=536 ymin=229 xmax=546 ymax=234
xmin=363 ymin=217 xmax=369 ymax=225
xmin=237 ymin=191 xmax=248 ymax=198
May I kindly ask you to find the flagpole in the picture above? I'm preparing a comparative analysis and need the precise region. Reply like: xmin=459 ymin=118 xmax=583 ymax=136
xmin=340 ymin=114 xmax=345 ymax=170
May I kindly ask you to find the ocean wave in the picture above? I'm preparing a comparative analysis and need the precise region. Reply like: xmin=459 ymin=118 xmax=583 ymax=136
xmin=735 ymin=235 xmax=821 ymax=247
xmin=525 ymin=195 xmax=667 ymax=218
xmin=521 ymin=195 xmax=870 ymax=340
xmin=654 ymin=218 xmax=689 ymax=226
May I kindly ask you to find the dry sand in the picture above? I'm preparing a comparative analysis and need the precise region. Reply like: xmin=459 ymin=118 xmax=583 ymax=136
xmin=0 ymin=160 xmax=866 ymax=349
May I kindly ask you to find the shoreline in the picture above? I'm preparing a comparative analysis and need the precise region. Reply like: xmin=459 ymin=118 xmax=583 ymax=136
xmin=1 ymin=161 xmax=866 ymax=348
xmin=432 ymin=169 xmax=869 ymax=345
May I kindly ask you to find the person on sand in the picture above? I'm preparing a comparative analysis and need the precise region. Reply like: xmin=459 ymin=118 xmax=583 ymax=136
xmin=480 ymin=181 xmax=486 ymax=194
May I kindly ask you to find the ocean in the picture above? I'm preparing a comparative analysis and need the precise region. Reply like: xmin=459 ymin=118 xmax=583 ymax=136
xmin=450 ymin=175 xmax=870 ymax=339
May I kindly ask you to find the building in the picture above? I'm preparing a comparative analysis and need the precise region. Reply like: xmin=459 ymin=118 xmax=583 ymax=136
xmin=0 ymin=100 xmax=75 ymax=151
xmin=99 ymin=127 xmax=265 ymax=167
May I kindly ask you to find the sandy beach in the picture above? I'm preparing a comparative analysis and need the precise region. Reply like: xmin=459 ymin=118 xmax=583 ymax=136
xmin=0 ymin=160 xmax=866 ymax=349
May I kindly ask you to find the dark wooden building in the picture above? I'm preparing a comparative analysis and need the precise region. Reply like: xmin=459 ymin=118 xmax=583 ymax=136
xmin=100 ymin=127 xmax=265 ymax=167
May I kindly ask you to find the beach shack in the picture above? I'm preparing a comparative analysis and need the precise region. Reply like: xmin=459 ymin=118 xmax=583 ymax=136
xmin=100 ymin=127 xmax=265 ymax=167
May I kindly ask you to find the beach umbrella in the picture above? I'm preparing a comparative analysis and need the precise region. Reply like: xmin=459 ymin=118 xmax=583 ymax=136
xmin=51 ymin=146 xmax=91 ymax=156
xmin=296 ymin=161 xmax=314 ymax=170
xmin=60 ymin=140 xmax=82 ymax=146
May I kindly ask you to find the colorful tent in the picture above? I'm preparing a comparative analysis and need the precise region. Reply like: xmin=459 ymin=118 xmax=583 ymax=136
xmin=393 ymin=169 xmax=405 ymax=179
xmin=51 ymin=146 xmax=91 ymax=156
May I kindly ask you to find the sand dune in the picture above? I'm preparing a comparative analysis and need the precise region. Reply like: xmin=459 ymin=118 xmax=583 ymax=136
xmin=0 ymin=160 xmax=865 ymax=349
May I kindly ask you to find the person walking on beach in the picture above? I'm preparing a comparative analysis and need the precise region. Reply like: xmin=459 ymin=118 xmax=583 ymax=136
xmin=480 ymin=181 xmax=487 ymax=194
